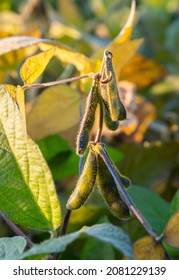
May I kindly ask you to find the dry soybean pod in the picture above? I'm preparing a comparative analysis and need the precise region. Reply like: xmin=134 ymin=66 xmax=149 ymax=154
xmin=90 ymin=144 xmax=131 ymax=220
xmin=76 ymin=74 xmax=100 ymax=155
xmin=66 ymin=150 xmax=97 ymax=210
xmin=100 ymin=49 xmax=126 ymax=121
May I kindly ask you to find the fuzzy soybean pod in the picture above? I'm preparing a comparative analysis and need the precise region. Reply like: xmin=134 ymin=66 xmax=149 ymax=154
xmin=100 ymin=49 xmax=126 ymax=121
xmin=76 ymin=74 xmax=100 ymax=155
xmin=93 ymin=149 xmax=131 ymax=220
xmin=102 ymin=100 xmax=119 ymax=131
xmin=66 ymin=150 xmax=97 ymax=210
xmin=119 ymin=174 xmax=131 ymax=188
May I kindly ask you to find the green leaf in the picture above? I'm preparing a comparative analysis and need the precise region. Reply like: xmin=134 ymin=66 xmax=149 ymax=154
xmin=81 ymin=237 xmax=115 ymax=260
xmin=80 ymin=216 xmax=115 ymax=260
xmin=20 ymin=223 xmax=133 ymax=259
xmin=49 ymin=151 xmax=79 ymax=180
xmin=171 ymin=190 xmax=179 ymax=214
xmin=27 ymin=85 xmax=81 ymax=140
xmin=118 ymin=142 xmax=179 ymax=188
xmin=127 ymin=185 xmax=171 ymax=235
xmin=106 ymin=146 xmax=124 ymax=163
xmin=0 ymin=86 xmax=61 ymax=229
xmin=20 ymin=47 xmax=56 ymax=85
xmin=37 ymin=135 xmax=71 ymax=162
xmin=0 ymin=237 xmax=26 ymax=260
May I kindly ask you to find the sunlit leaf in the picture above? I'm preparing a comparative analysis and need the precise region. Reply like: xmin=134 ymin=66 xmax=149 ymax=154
xmin=0 ymin=86 xmax=61 ymax=229
xmin=0 ymin=49 xmax=26 ymax=75
xmin=113 ymin=0 xmax=136 ymax=44
xmin=27 ymin=85 xmax=81 ymax=140
xmin=91 ymin=0 xmax=142 ymax=78
xmin=0 ymin=237 xmax=26 ymax=260
xmin=16 ymin=85 xmax=26 ymax=125
xmin=2 ymin=84 xmax=16 ymax=99
xmin=110 ymin=39 xmax=143 ymax=78
xmin=20 ymin=47 xmax=56 ymax=85
xmin=19 ymin=223 xmax=133 ymax=259
xmin=134 ymin=236 xmax=165 ymax=260
xmin=39 ymin=43 xmax=92 ymax=72
xmin=3 ymin=85 xmax=26 ymax=129
xmin=164 ymin=211 xmax=179 ymax=249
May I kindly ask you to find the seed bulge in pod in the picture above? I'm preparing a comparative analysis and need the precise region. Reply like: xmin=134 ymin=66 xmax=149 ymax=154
xmin=66 ymin=150 xmax=97 ymax=210
xmin=76 ymin=74 xmax=100 ymax=155
xmin=100 ymin=49 xmax=126 ymax=121
xmin=95 ymin=151 xmax=131 ymax=220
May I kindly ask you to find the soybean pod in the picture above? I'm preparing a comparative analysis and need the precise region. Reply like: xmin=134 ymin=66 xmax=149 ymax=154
xmin=102 ymin=99 xmax=119 ymax=131
xmin=90 ymin=143 xmax=131 ymax=220
xmin=76 ymin=74 xmax=100 ymax=155
xmin=100 ymin=50 xmax=126 ymax=121
xmin=119 ymin=174 xmax=131 ymax=188
xmin=66 ymin=150 xmax=97 ymax=210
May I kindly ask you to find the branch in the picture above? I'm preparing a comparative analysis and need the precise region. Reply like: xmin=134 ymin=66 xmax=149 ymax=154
xmin=0 ymin=213 xmax=33 ymax=248
xmin=22 ymin=72 xmax=95 ymax=90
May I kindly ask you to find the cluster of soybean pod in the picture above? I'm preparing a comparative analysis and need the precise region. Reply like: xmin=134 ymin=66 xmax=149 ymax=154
xmin=66 ymin=50 xmax=132 ymax=220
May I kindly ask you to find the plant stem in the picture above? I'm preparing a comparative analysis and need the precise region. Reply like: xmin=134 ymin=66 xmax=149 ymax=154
xmin=50 ymin=210 xmax=72 ymax=260
xmin=22 ymin=72 xmax=95 ymax=90
xmin=97 ymin=145 xmax=158 ymax=239
xmin=60 ymin=209 xmax=72 ymax=236
xmin=0 ymin=213 xmax=33 ymax=248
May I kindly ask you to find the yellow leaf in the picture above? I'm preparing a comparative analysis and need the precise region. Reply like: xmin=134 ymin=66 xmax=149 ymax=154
xmin=27 ymin=85 xmax=81 ymax=140
xmin=120 ymin=54 xmax=166 ymax=88
xmin=109 ymin=39 xmax=143 ymax=78
xmin=113 ymin=0 xmax=136 ymax=44
xmin=91 ymin=0 xmax=141 ymax=82
xmin=39 ymin=43 xmax=92 ymax=72
xmin=0 ymin=49 xmax=26 ymax=76
xmin=2 ymin=84 xmax=16 ymax=99
xmin=16 ymin=85 xmax=26 ymax=126
xmin=134 ymin=236 xmax=166 ymax=260
xmin=164 ymin=211 xmax=179 ymax=249
xmin=2 ymin=84 xmax=26 ymax=124
xmin=20 ymin=47 xmax=56 ymax=85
